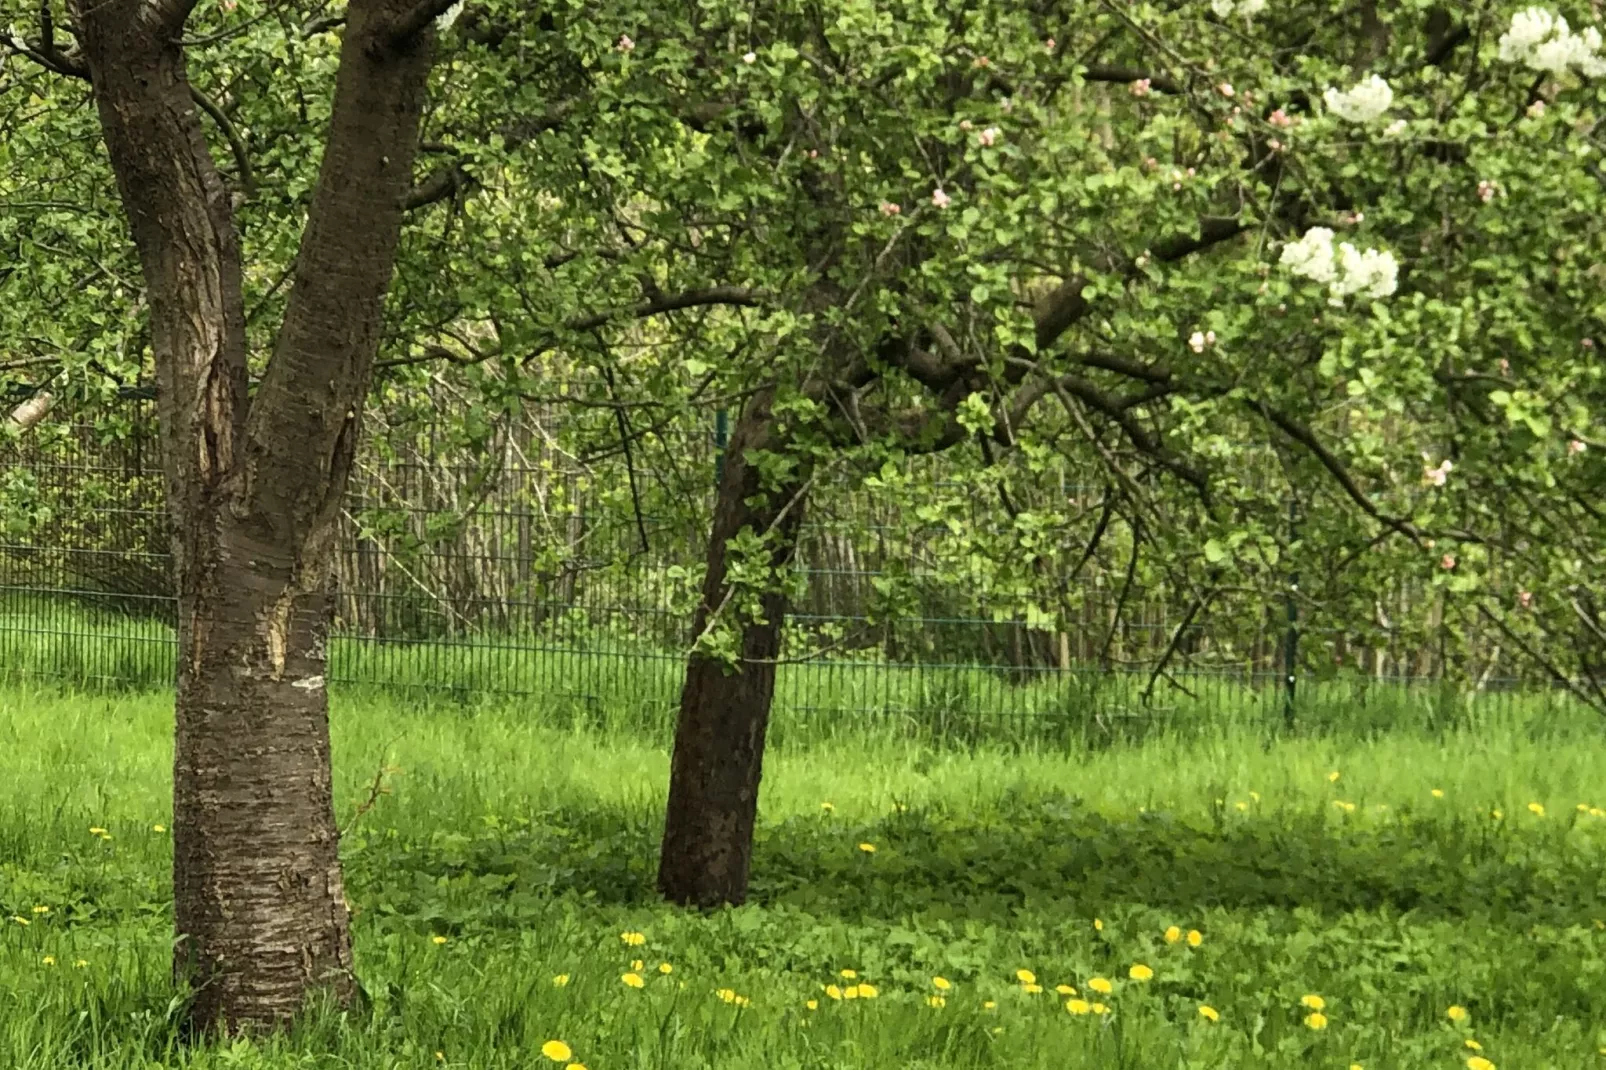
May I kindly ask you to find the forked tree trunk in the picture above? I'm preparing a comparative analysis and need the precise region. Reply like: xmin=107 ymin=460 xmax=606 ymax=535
xmin=658 ymin=393 xmax=807 ymax=907
xmin=75 ymin=0 xmax=442 ymax=1032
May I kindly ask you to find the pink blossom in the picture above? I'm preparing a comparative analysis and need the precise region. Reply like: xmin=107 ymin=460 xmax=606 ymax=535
xmin=1569 ymin=438 xmax=1587 ymax=455
xmin=1269 ymin=109 xmax=1293 ymax=128
xmin=1143 ymin=156 xmax=1158 ymax=170
xmin=1477 ymin=179 xmax=1497 ymax=203
xmin=959 ymin=119 xmax=973 ymax=131
xmin=1583 ymin=337 xmax=1595 ymax=349
xmin=972 ymin=56 xmax=990 ymax=69
xmin=1499 ymin=357 xmax=1512 ymax=375
xmin=1045 ymin=37 xmax=1056 ymax=52
xmin=1440 ymin=553 xmax=1456 ymax=571
xmin=1267 ymin=138 xmax=1283 ymax=152
xmin=1217 ymin=82 xmax=1235 ymax=97
xmin=931 ymin=188 xmax=952 ymax=209
xmin=1422 ymin=458 xmax=1452 ymax=487
xmin=1527 ymin=99 xmax=1546 ymax=118
xmin=878 ymin=201 xmax=901 ymax=216
xmin=977 ymin=126 xmax=1001 ymax=147
xmin=807 ymin=149 xmax=818 ymax=159
xmin=617 ymin=34 xmax=635 ymax=52
xmin=1130 ymin=79 xmax=1151 ymax=97
xmin=1518 ymin=590 xmax=1534 ymax=609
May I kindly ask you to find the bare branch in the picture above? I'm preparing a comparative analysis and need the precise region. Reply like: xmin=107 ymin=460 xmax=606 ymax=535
xmin=1081 ymin=64 xmax=1183 ymax=94
xmin=189 ymin=85 xmax=255 ymax=197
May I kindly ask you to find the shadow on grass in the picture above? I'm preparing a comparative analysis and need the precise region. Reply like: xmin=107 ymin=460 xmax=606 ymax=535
xmin=348 ymin=795 xmax=1605 ymax=932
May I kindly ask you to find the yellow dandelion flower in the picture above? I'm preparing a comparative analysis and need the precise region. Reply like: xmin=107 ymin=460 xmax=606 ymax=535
xmin=926 ymin=994 xmax=946 ymax=1008
xmin=552 ymin=973 xmax=570 ymax=987
xmin=10 ymin=917 xmax=28 ymax=926
xmin=1022 ymin=983 xmax=1043 ymax=994
xmin=88 ymin=827 xmax=106 ymax=835
xmin=717 ymin=987 xmax=737 ymax=1003
xmin=1093 ymin=918 xmax=1103 ymax=931
xmin=820 ymin=802 xmax=835 ymax=812
xmin=1129 ymin=964 xmax=1154 ymax=982
xmin=540 ymin=1040 xmax=572 ymax=1062
xmin=840 ymin=969 xmax=857 ymax=979
xmin=631 ymin=959 xmax=644 ymax=972
xmin=1579 ymin=803 xmax=1591 ymax=813
xmin=857 ymin=984 xmax=878 ymax=999
xmin=1198 ymin=1004 xmax=1219 ymax=1021
xmin=1464 ymin=1039 xmax=1482 ymax=1051
xmin=1328 ymin=770 xmax=1340 ymax=782
xmin=1334 ymin=800 xmax=1357 ymax=813
xmin=805 ymin=999 xmax=818 ymax=1010
xmin=1304 ymin=1012 xmax=1328 ymax=1030
xmin=567 ymin=1064 xmax=587 ymax=1070
xmin=1590 ymin=808 xmax=1605 ymax=818
xmin=1235 ymin=801 xmax=1248 ymax=812
xmin=1527 ymin=802 xmax=1545 ymax=817
xmin=31 ymin=906 xmax=49 ymax=914
xmin=1491 ymin=808 xmax=1503 ymax=820
xmin=1055 ymin=984 xmax=1075 ymax=995
xmin=1186 ymin=930 xmax=1203 ymax=947
xmin=1015 ymin=969 xmax=1036 ymax=984
xmin=1431 ymin=789 xmax=1444 ymax=798
xmin=41 ymin=956 xmax=55 ymax=966
xmin=1065 ymin=999 xmax=1091 ymax=1015
xmin=825 ymin=985 xmax=843 ymax=1000
xmin=1087 ymin=976 xmax=1113 ymax=994
xmin=734 ymin=995 xmax=750 ymax=1006
xmin=1351 ymin=1065 xmax=1363 ymax=1070
xmin=658 ymin=962 xmax=672 ymax=974
xmin=1447 ymin=1005 xmax=1469 ymax=1022
xmin=983 ymin=1000 xmax=996 ymax=1010
xmin=431 ymin=935 xmax=447 ymax=945
xmin=857 ymin=842 xmax=876 ymax=853
xmin=1466 ymin=1058 xmax=1495 ymax=1070
xmin=842 ymin=985 xmax=860 ymax=1000
xmin=73 ymin=959 xmax=87 ymax=967
xmin=152 ymin=824 xmax=166 ymax=832
xmin=932 ymin=976 xmax=952 ymax=991
xmin=1091 ymin=1002 xmax=1110 ymax=1015
xmin=434 ymin=1053 xmax=443 ymax=1062
xmin=620 ymin=931 xmax=646 ymax=946
xmin=1164 ymin=925 xmax=1181 ymax=944
xmin=621 ymin=972 xmax=645 ymax=988
xmin=1300 ymin=994 xmax=1326 ymax=1010
xmin=1249 ymin=791 xmax=1261 ymax=802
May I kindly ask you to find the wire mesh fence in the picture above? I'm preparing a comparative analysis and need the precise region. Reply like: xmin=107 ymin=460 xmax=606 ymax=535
xmin=0 ymin=394 xmax=1573 ymax=739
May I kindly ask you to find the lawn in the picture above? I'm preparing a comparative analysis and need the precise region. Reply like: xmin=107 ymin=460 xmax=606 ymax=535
xmin=0 ymin=684 xmax=1602 ymax=1068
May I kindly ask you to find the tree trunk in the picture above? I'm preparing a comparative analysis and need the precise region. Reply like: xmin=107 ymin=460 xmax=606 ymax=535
xmin=75 ymin=0 xmax=443 ymax=1033
xmin=658 ymin=392 xmax=807 ymax=907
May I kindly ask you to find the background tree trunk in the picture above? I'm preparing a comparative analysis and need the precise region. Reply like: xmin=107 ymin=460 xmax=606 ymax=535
xmin=75 ymin=0 xmax=441 ymax=1032
xmin=658 ymin=391 xmax=807 ymax=907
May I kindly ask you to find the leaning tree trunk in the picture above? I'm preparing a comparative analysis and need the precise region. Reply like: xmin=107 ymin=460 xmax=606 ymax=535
xmin=658 ymin=392 xmax=808 ymax=907
xmin=76 ymin=0 xmax=441 ymax=1032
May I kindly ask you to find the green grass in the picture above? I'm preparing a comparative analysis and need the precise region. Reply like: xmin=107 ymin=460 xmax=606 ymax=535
xmin=1 ymin=683 xmax=1604 ymax=1068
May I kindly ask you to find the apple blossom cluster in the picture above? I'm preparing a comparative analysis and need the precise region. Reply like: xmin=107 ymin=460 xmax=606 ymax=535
xmin=1322 ymin=74 xmax=1394 ymax=123
xmin=1497 ymin=7 xmax=1606 ymax=77
xmin=1279 ymin=227 xmax=1399 ymax=304
xmin=1210 ymin=0 xmax=1267 ymax=18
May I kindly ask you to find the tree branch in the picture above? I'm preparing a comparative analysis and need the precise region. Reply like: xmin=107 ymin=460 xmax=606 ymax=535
xmin=385 ymin=0 xmax=460 ymax=49
xmin=1080 ymin=64 xmax=1183 ymax=94
xmin=189 ymin=85 xmax=256 ymax=197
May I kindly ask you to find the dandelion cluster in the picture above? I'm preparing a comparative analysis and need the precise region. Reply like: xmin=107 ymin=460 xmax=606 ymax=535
xmin=1279 ymin=227 xmax=1398 ymax=304
xmin=1498 ymin=8 xmax=1606 ymax=77
xmin=1322 ymin=75 xmax=1394 ymax=123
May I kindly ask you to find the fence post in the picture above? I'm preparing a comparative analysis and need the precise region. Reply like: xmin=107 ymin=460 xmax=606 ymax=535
xmin=1284 ymin=496 xmax=1299 ymax=728
xmin=714 ymin=408 xmax=728 ymax=486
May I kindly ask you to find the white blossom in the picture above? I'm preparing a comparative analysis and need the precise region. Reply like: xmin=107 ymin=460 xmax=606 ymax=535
xmin=1498 ymin=8 xmax=1606 ymax=77
xmin=1280 ymin=226 xmax=1397 ymax=303
xmin=437 ymin=0 xmax=464 ymax=29
xmin=1323 ymin=74 xmax=1393 ymax=123
xmin=1211 ymin=0 xmax=1266 ymax=18
xmin=1422 ymin=458 xmax=1453 ymax=487
xmin=1279 ymin=227 xmax=1338 ymax=285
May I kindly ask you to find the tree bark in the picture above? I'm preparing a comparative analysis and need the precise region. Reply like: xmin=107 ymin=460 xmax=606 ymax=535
xmin=658 ymin=391 xmax=808 ymax=907
xmin=74 ymin=0 xmax=442 ymax=1033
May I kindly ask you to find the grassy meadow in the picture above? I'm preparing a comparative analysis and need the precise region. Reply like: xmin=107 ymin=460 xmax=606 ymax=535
xmin=0 ymin=679 xmax=1603 ymax=1069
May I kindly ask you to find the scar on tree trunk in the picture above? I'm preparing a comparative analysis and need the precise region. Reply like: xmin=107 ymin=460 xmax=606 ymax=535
xmin=658 ymin=394 xmax=808 ymax=908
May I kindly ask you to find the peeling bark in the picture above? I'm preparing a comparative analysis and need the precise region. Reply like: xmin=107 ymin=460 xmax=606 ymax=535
xmin=73 ymin=0 xmax=443 ymax=1033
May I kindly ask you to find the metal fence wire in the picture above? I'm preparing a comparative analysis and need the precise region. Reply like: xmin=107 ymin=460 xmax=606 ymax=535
xmin=0 ymin=395 xmax=1569 ymax=737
